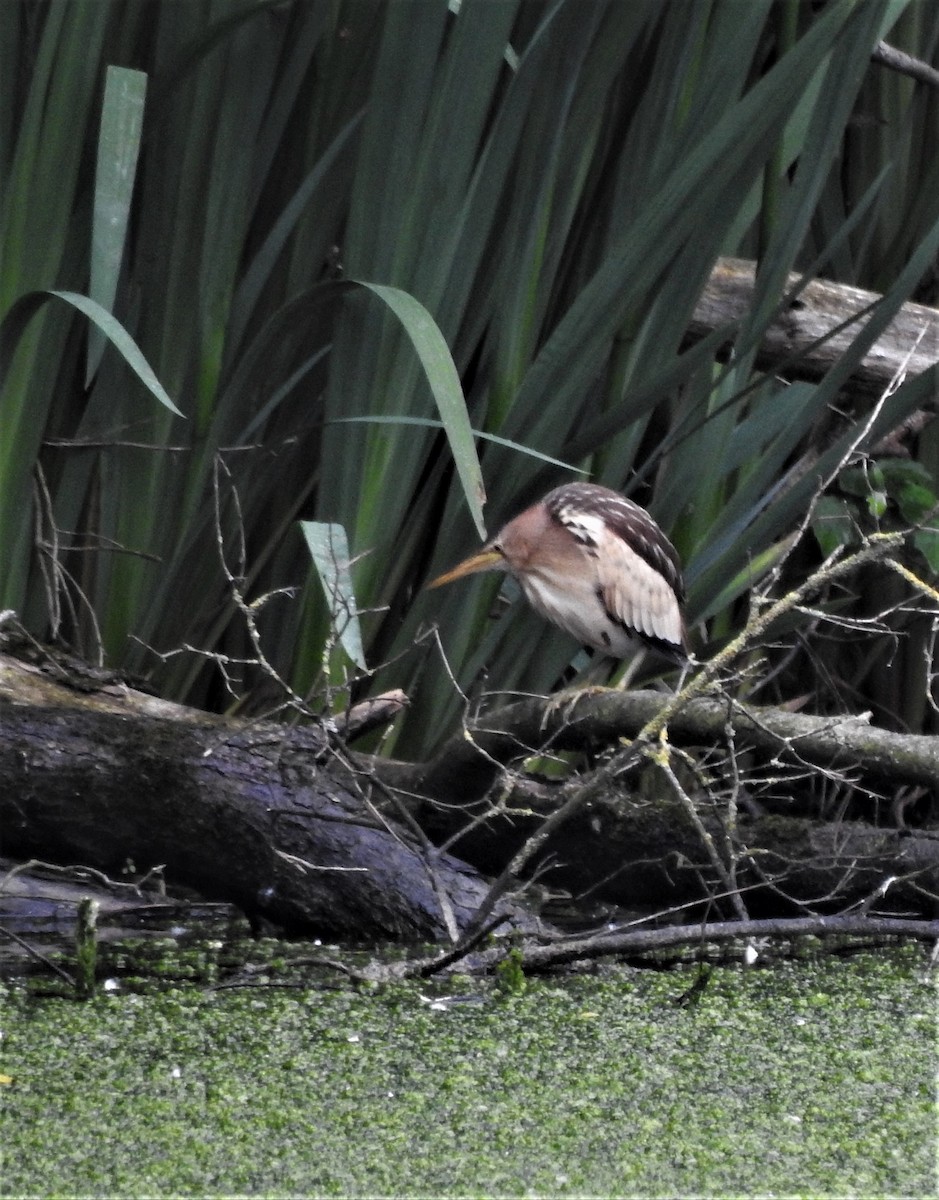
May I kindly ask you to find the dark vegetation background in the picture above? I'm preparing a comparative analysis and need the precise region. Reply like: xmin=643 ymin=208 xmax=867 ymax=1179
xmin=2 ymin=0 xmax=938 ymax=760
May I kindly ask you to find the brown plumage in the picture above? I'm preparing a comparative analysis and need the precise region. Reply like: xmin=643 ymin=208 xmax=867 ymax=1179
xmin=428 ymin=482 xmax=687 ymax=660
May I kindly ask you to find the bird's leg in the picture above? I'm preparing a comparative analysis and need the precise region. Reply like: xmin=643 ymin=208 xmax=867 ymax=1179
xmin=540 ymin=655 xmax=618 ymax=728
xmin=609 ymin=648 xmax=648 ymax=690
xmin=674 ymin=654 xmax=695 ymax=693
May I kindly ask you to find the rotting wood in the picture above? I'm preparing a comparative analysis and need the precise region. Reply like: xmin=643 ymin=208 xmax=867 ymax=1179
xmin=4 ymin=645 xmax=938 ymax=930
xmin=0 ymin=651 xmax=536 ymax=941
xmin=377 ymin=688 xmax=939 ymax=811
xmin=686 ymin=256 xmax=939 ymax=400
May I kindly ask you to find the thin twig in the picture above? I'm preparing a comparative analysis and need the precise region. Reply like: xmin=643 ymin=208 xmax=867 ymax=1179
xmin=514 ymin=914 xmax=939 ymax=969
xmin=0 ymin=923 xmax=76 ymax=987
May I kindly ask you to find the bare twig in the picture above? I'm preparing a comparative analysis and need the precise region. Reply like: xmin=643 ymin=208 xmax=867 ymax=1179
xmin=0 ymin=923 xmax=77 ymax=987
xmin=872 ymin=40 xmax=939 ymax=89
xmin=515 ymin=914 xmax=939 ymax=969
xmin=651 ymin=751 xmax=749 ymax=921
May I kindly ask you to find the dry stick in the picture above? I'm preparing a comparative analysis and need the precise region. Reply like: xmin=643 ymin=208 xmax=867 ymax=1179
xmin=32 ymin=461 xmax=106 ymax=662
xmin=511 ymin=914 xmax=939 ymax=969
xmin=872 ymin=40 xmax=939 ymax=89
xmin=0 ymin=923 xmax=77 ymax=987
xmin=888 ymin=558 xmax=939 ymax=606
xmin=460 ymin=742 xmax=645 ymax=940
xmin=653 ymin=753 xmax=749 ymax=922
xmin=720 ymin=718 xmax=748 ymax=907
xmin=407 ymin=913 xmax=521 ymax=979
xmin=404 ymin=912 xmax=939 ymax=983
xmin=211 ymin=457 xmax=310 ymax=714
xmin=638 ymin=530 xmax=907 ymax=738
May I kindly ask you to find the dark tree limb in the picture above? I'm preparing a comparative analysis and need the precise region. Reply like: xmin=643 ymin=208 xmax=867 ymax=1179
xmin=358 ymin=686 xmax=939 ymax=916
xmin=456 ymin=914 xmax=939 ymax=978
xmin=0 ymin=651 xmax=537 ymax=941
xmin=365 ymin=756 xmax=939 ymax=918
xmin=383 ymin=687 xmax=939 ymax=806
xmin=4 ymin=634 xmax=939 ymax=937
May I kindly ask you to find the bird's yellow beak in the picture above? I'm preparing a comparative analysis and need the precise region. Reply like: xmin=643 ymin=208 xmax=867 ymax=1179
xmin=426 ymin=548 xmax=502 ymax=589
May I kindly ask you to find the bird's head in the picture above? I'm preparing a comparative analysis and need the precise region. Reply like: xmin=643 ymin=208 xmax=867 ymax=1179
xmin=427 ymin=500 xmax=553 ymax=588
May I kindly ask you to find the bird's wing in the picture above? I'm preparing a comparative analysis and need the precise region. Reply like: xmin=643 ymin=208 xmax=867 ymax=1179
xmin=553 ymin=495 xmax=685 ymax=649
xmin=594 ymin=532 xmax=685 ymax=647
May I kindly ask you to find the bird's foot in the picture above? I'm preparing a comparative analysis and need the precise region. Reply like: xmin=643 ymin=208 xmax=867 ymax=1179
xmin=540 ymin=683 xmax=613 ymax=729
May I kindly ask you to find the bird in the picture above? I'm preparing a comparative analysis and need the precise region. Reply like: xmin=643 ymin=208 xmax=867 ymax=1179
xmin=428 ymin=481 xmax=687 ymax=662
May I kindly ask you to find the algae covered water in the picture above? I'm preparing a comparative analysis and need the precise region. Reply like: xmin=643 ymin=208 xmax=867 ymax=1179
xmin=2 ymin=943 xmax=934 ymax=1196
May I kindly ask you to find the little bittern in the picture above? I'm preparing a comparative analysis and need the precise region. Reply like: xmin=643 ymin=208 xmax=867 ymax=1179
xmin=429 ymin=482 xmax=687 ymax=660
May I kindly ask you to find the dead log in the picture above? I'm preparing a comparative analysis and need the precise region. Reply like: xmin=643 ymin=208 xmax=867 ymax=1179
xmin=362 ymin=689 xmax=939 ymax=915
xmin=0 ymin=650 xmax=534 ymax=941
xmin=3 ymin=641 xmax=938 ymax=931
xmin=687 ymin=256 xmax=939 ymax=401
xmin=388 ymin=688 xmax=939 ymax=806
xmin=382 ymin=765 xmax=939 ymax=917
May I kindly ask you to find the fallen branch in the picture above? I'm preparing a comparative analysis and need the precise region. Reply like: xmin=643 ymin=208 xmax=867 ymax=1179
xmin=0 ymin=648 xmax=537 ymax=941
xmin=461 ymin=914 xmax=939 ymax=977
xmin=687 ymin=257 xmax=939 ymax=400
xmin=516 ymin=914 xmax=939 ymax=968
xmin=391 ymin=685 xmax=939 ymax=807
xmin=325 ymin=913 xmax=939 ymax=984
